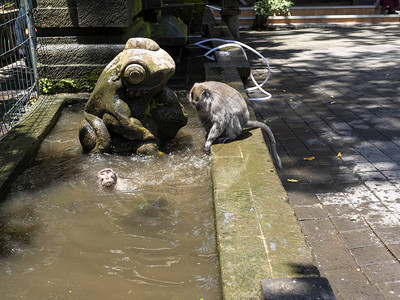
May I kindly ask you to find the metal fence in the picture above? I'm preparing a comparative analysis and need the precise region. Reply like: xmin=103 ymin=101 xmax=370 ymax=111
xmin=0 ymin=0 xmax=38 ymax=138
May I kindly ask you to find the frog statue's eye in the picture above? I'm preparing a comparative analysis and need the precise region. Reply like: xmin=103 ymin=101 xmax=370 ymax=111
xmin=123 ymin=63 xmax=146 ymax=85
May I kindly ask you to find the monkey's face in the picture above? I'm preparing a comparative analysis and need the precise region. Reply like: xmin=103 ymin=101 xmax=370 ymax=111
xmin=189 ymin=84 xmax=212 ymax=113
xmin=96 ymin=168 xmax=117 ymax=188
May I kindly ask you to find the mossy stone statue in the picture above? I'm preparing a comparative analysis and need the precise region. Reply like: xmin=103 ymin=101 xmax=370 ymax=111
xmin=79 ymin=38 xmax=188 ymax=155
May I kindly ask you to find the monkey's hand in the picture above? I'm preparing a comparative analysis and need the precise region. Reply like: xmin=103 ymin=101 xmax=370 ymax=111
xmin=205 ymin=141 xmax=212 ymax=155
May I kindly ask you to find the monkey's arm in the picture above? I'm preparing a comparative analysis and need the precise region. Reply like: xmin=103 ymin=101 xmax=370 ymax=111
xmin=246 ymin=120 xmax=282 ymax=169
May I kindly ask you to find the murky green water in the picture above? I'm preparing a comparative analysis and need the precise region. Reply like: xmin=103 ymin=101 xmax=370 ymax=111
xmin=0 ymin=98 xmax=220 ymax=299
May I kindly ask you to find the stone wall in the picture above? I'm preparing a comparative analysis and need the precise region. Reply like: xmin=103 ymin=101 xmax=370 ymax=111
xmin=34 ymin=0 xmax=205 ymax=83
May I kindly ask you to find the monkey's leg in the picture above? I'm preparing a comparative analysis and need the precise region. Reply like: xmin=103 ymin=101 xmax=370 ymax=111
xmin=215 ymin=137 xmax=233 ymax=144
xmin=205 ymin=123 xmax=224 ymax=154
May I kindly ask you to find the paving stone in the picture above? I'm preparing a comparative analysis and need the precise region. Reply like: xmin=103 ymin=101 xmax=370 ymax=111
xmin=374 ymin=227 xmax=400 ymax=244
xmin=382 ymin=170 xmax=400 ymax=181
xmin=330 ymin=173 xmax=360 ymax=184
xmin=363 ymin=213 xmax=400 ymax=229
xmin=307 ymin=236 xmax=357 ymax=270
xmin=348 ymin=162 xmax=377 ymax=173
xmin=353 ymin=200 xmax=391 ymax=216
xmin=330 ymin=216 xmax=369 ymax=232
xmin=340 ymin=229 xmax=382 ymax=249
xmin=316 ymin=192 xmax=349 ymax=206
xmin=322 ymin=203 xmax=359 ymax=217
xmin=358 ymin=171 xmax=387 ymax=182
xmin=293 ymin=205 xmax=329 ymax=221
xmin=361 ymin=261 xmax=400 ymax=284
xmin=261 ymin=277 xmax=336 ymax=300
xmin=299 ymin=219 xmax=337 ymax=241
xmin=387 ymin=243 xmax=400 ymax=261
xmin=385 ymin=202 xmax=400 ymax=215
xmin=287 ymin=191 xmax=320 ymax=207
xmin=370 ymin=188 xmax=400 ymax=205
xmin=322 ymin=268 xmax=384 ymax=300
xmin=350 ymin=245 xmax=395 ymax=266
xmin=373 ymin=161 xmax=400 ymax=172
xmin=376 ymin=282 xmax=400 ymax=300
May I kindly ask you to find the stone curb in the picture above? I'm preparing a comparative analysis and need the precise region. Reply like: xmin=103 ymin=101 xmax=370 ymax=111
xmin=202 ymin=8 xmax=332 ymax=299
xmin=0 ymin=95 xmax=64 ymax=200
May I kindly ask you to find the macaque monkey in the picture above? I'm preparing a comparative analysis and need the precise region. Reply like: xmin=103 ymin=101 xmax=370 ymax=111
xmin=189 ymin=81 xmax=282 ymax=169
xmin=96 ymin=168 xmax=118 ymax=187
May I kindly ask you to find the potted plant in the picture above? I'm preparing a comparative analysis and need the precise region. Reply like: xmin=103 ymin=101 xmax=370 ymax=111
xmin=253 ymin=0 xmax=293 ymax=30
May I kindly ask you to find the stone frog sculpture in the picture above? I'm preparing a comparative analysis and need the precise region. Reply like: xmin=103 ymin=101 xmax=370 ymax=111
xmin=79 ymin=38 xmax=188 ymax=155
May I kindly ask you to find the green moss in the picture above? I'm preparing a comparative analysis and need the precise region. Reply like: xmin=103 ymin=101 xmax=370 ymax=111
xmin=132 ymin=0 xmax=143 ymax=18
xmin=190 ymin=2 xmax=206 ymax=30
xmin=144 ymin=97 xmax=164 ymax=118
xmin=124 ymin=16 xmax=151 ymax=40
xmin=39 ymin=68 xmax=103 ymax=94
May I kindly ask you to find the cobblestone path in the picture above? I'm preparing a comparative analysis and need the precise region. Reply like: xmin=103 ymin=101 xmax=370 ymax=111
xmin=242 ymin=26 xmax=400 ymax=299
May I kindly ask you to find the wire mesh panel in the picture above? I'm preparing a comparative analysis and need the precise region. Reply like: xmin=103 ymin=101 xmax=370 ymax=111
xmin=0 ymin=0 xmax=37 ymax=138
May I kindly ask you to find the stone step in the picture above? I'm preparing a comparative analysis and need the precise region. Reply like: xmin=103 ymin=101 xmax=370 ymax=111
xmin=212 ymin=5 xmax=399 ymax=27
xmin=233 ymin=5 xmax=383 ymax=17
xmin=289 ymin=5 xmax=382 ymax=15
xmin=37 ymin=43 xmax=124 ymax=66
xmin=267 ymin=14 xmax=400 ymax=26
xmin=37 ymin=64 xmax=105 ymax=79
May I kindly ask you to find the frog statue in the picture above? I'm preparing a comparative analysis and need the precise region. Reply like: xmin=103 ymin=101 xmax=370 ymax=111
xmin=79 ymin=38 xmax=188 ymax=155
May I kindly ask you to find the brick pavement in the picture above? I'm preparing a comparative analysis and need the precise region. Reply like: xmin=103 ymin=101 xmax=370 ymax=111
xmin=242 ymin=26 xmax=400 ymax=299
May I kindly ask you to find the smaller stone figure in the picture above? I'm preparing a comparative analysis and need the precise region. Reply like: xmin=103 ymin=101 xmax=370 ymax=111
xmin=96 ymin=168 xmax=118 ymax=188
xmin=79 ymin=38 xmax=188 ymax=155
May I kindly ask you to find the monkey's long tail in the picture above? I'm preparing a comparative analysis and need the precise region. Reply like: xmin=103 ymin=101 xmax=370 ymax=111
xmin=246 ymin=120 xmax=282 ymax=169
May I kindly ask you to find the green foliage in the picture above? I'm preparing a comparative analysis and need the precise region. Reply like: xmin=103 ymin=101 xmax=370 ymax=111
xmin=253 ymin=0 xmax=293 ymax=30
xmin=39 ymin=78 xmax=54 ymax=94
xmin=39 ymin=68 xmax=103 ymax=95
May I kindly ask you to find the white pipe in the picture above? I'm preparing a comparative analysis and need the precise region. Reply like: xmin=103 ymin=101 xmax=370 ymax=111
xmin=191 ymin=38 xmax=272 ymax=101
xmin=206 ymin=5 xmax=222 ymax=11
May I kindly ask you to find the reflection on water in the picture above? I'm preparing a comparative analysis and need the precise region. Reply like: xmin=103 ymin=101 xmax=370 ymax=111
xmin=0 ymin=99 xmax=221 ymax=299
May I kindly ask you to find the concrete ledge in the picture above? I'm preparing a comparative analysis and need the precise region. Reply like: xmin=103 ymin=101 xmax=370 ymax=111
xmin=211 ymin=131 xmax=317 ymax=299
xmin=0 ymin=95 xmax=65 ymax=199
xmin=203 ymin=7 xmax=319 ymax=299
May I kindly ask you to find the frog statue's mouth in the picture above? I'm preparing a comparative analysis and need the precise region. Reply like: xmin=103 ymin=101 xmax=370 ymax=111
xmin=129 ymin=72 xmax=169 ymax=98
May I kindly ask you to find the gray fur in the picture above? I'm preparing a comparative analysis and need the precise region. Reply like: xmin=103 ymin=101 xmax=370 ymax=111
xmin=189 ymin=81 xmax=282 ymax=169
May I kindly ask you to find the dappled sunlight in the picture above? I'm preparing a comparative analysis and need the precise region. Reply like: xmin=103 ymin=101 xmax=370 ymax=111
xmin=242 ymin=26 xmax=400 ymax=299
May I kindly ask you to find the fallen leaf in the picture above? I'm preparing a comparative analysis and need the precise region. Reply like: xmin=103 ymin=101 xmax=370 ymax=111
xmin=303 ymin=157 xmax=315 ymax=161
xmin=287 ymin=179 xmax=299 ymax=182
xmin=330 ymin=101 xmax=336 ymax=105
xmin=337 ymin=152 xmax=342 ymax=157
xmin=289 ymin=99 xmax=293 ymax=101
xmin=331 ymin=95 xmax=335 ymax=98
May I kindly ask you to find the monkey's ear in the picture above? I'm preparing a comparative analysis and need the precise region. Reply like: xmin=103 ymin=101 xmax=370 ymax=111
xmin=201 ymin=89 xmax=211 ymax=101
